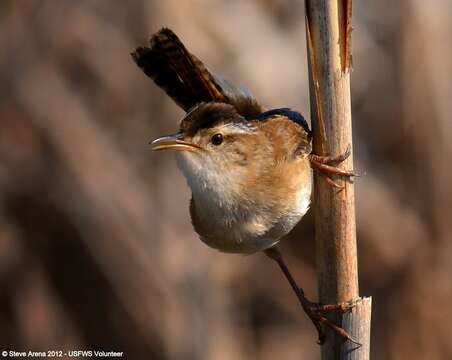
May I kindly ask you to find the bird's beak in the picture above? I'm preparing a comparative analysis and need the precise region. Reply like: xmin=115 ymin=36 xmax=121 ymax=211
xmin=150 ymin=134 xmax=203 ymax=152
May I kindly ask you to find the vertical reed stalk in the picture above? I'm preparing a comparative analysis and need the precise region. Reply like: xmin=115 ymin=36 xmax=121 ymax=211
xmin=305 ymin=1 xmax=372 ymax=358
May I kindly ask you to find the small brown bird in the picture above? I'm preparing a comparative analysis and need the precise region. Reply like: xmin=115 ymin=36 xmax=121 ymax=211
xmin=132 ymin=28 xmax=356 ymax=345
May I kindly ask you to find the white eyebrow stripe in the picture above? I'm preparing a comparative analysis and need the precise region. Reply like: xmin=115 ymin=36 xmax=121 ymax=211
xmin=222 ymin=122 xmax=256 ymax=134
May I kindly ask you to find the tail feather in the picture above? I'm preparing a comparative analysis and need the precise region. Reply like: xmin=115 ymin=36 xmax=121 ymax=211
xmin=132 ymin=28 xmax=262 ymax=117
xmin=132 ymin=46 xmax=193 ymax=109
xmin=150 ymin=29 xmax=225 ymax=102
xmin=132 ymin=28 xmax=225 ymax=111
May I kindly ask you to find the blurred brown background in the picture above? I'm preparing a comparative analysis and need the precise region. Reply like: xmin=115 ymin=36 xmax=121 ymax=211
xmin=1 ymin=1 xmax=451 ymax=359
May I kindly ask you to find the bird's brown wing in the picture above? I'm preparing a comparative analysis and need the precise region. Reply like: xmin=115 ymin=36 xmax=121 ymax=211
xmin=131 ymin=28 xmax=262 ymax=118
xmin=255 ymin=109 xmax=312 ymax=157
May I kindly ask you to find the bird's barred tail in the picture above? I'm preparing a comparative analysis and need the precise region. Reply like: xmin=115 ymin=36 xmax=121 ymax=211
xmin=131 ymin=28 xmax=226 ymax=112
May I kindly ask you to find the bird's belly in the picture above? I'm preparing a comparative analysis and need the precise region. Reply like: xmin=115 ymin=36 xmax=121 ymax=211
xmin=192 ymin=185 xmax=311 ymax=254
xmin=201 ymin=233 xmax=279 ymax=254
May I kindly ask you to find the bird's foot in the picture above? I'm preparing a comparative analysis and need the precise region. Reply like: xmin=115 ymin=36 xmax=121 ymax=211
xmin=301 ymin=296 xmax=361 ymax=346
xmin=265 ymin=247 xmax=361 ymax=346
xmin=309 ymin=145 xmax=358 ymax=188
xmin=309 ymin=145 xmax=352 ymax=165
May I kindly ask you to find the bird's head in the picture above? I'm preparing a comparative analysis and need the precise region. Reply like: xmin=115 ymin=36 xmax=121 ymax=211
xmin=151 ymin=102 xmax=269 ymax=197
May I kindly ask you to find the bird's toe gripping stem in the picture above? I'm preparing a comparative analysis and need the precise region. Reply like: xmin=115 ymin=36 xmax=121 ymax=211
xmin=265 ymin=248 xmax=361 ymax=346
xmin=309 ymin=145 xmax=358 ymax=188
xmin=303 ymin=298 xmax=361 ymax=346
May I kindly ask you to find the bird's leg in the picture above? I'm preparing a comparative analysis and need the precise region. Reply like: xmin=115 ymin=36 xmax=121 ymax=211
xmin=265 ymin=246 xmax=360 ymax=346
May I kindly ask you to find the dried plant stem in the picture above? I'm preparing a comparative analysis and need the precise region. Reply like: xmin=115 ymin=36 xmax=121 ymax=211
xmin=305 ymin=0 xmax=372 ymax=359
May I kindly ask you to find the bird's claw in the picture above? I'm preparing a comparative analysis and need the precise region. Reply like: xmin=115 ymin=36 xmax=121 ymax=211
xmin=302 ymin=297 xmax=361 ymax=346
xmin=309 ymin=144 xmax=352 ymax=165
xmin=309 ymin=145 xmax=359 ymax=188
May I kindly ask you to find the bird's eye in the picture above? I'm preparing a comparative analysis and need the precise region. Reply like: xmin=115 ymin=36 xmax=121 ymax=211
xmin=211 ymin=133 xmax=224 ymax=146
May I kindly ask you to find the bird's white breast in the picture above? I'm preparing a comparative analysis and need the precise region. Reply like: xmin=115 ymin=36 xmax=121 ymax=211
xmin=177 ymin=152 xmax=312 ymax=254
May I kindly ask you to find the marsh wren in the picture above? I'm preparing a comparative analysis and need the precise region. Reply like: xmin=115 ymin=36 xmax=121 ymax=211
xmin=132 ymin=28 xmax=356 ymax=345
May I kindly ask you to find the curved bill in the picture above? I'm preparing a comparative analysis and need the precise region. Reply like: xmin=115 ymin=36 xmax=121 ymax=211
xmin=150 ymin=134 xmax=203 ymax=152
